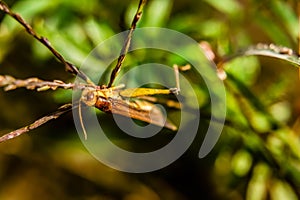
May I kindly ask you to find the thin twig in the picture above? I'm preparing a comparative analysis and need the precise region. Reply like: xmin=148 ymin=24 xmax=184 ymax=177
xmin=219 ymin=43 xmax=300 ymax=67
xmin=0 ymin=1 xmax=93 ymax=84
xmin=107 ymin=0 xmax=147 ymax=87
xmin=0 ymin=104 xmax=73 ymax=143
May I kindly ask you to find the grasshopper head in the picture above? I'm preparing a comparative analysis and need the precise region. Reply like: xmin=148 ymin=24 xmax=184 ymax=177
xmin=81 ymin=88 xmax=98 ymax=107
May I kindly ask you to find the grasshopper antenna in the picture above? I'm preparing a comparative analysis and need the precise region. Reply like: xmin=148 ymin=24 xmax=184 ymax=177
xmin=78 ymin=101 xmax=88 ymax=140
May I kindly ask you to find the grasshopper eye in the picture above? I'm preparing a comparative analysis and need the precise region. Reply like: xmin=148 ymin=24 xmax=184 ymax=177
xmin=81 ymin=89 xmax=97 ymax=106
xmin=86 ymin=92 xmax=94 ymax=101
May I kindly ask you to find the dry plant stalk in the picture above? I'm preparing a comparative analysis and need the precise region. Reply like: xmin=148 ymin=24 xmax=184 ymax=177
xmin=0 ymin=104 xmax=73 ymax=143
xmin=0 ymin=75 xmax=75 ymax=91
xmin=0 ymin=1 xmax=92 ymax=83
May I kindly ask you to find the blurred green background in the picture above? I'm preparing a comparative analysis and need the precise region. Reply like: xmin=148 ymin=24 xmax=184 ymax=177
xmin=1 ymin=0 xmax=300 ymax=199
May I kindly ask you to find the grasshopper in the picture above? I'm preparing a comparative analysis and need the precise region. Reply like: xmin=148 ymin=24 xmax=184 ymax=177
xmin=0 ymin=0 xmax=183 ymax=142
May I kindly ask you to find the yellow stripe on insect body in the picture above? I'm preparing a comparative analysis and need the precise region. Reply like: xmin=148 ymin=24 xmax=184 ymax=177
xmin=120 ymin=88 xmax=173 ymax=98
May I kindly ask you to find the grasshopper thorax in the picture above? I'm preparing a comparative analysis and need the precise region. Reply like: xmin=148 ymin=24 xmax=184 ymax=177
xmin=81 ymin=87 xmax=110 ymax=107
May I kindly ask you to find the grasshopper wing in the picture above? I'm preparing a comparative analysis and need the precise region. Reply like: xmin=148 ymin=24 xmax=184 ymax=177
xmin=108 ymin=98 xmax=177 ymax=131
